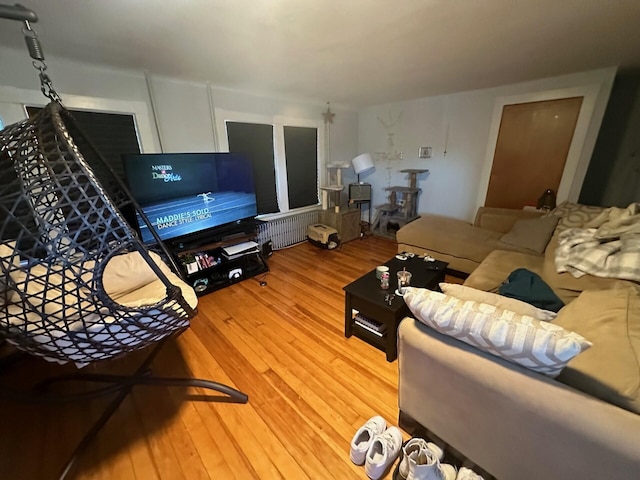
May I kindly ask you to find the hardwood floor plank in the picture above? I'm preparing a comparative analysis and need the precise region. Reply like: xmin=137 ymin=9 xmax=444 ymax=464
xmin=97 ymin=398 xmax=142 ymax=480
xmin=212 ymin=402 xmax=297 ymax=480
xmin=172 ymin=401 xmax=238 ymax=480
xmin=131 ymin=390 xmax=189 ymax=480
xmin=126 ymin=436 xmax=161 ymax=480
xmin=0 ymin=236 xmax=408 ymax=479
xmin=261 ymin=369 xmax=364 ymax=478
xmin=201 ymin=296 xmax=367 ymax=450
xmin=239 ymin=319 xmax=362 ymax=436
xmin=260 ymin=398 xmax=358 ymax=480
xmin=183 ymin=322 xmax=308 ymax=480
xmin=169 ymin=330 xmax=267 ymax=480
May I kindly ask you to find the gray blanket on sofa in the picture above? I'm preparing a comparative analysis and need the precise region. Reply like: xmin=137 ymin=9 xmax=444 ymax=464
xmin=555 ymin=203 xmax=640 ymax=282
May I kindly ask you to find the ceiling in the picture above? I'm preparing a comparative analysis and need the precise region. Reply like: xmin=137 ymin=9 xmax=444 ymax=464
xmin=1 ymin=0 xmax=640 ymax=108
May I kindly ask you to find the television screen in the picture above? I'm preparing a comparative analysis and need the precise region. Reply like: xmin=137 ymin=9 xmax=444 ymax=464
xmin=122 ymin=152 xmax=257 ymax=243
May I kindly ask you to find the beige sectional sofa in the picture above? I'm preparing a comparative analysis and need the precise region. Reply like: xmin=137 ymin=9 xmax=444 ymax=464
xmin=396 ymin=207 xmax=546 ymax=274
xmin=397 ymin=203 xmax=640 ymax=480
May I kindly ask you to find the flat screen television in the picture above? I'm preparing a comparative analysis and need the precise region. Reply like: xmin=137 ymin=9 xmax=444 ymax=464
xmin=121 ymin=152 xmax=257 ymax=244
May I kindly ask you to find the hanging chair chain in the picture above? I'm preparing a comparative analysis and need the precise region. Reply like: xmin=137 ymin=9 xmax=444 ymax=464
xmin=22 ymin=19 xmax=62 ymax=104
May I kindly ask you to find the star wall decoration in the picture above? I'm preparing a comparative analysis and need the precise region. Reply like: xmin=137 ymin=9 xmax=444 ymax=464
xmin=322 ymin=102 xmax=335 ymax=124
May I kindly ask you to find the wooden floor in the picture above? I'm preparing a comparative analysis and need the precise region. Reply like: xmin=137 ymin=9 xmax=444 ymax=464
xmin=0 ymin=236 xmax=459 ymax=480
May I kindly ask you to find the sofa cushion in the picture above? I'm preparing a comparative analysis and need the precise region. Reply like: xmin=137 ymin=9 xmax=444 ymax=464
xmin=473 ymin=207 xmax=544 ymax=233
xmin=554 ymin=288 xmax=640 ymax=414
xmin=396 ymin=215 xmax=502 ymax=265
xmin=404 ymin=287 xmax=592 ymax=377
xmin=396 ymin=214 xmax=544 ymax=270
xmin=463 ymin=249 xmax=545 ymax=292
xmin=498 ymin=215 xmax=559 ymax=254
xmin=439 ymin=283 xmax=557 ymax=321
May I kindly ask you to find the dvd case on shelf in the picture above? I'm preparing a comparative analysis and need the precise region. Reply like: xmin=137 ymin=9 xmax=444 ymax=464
xmin=354 ymin=313 xmax=386 ymax=337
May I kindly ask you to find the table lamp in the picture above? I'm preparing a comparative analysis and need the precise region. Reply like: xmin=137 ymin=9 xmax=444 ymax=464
xmin=351 ymin=153 xmax=375 ymax=183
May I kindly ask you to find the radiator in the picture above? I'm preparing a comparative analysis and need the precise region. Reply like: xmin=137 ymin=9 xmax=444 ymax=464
xmin=257 ymin=210 xmax=320 ymax=250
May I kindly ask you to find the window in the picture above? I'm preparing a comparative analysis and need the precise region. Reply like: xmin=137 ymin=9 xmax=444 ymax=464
xmin=283 ymin=126 xmax=318 ymax=209
xmin=220 ymin=111 xmax=322 ymax=216
xmin=26 ymin=107 xmax=141 ymax=181
xmin=226 ymin=122 xmax=279 ymax=215
xmin=0 ymin=115 xmax=4 ymax=131
xmin=26 ymin=107 xmax=141 ymax=227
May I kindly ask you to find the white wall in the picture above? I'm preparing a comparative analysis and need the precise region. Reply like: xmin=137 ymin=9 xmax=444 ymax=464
xmin=0 ymin=44 xmax=614 ymax=221
xmin=358 ymin=68 xmax=617 ymax=222
xmin=0 ymin=45 xmax=359 ymax=192
xmin=149 ymin=75 xmax=359 ymax=180
xmin=0 ymin=45 xmax=161 ymax=151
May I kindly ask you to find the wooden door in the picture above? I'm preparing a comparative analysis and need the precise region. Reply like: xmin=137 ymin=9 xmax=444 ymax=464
xmin=485 ymin=97 xmax=583 ymax=209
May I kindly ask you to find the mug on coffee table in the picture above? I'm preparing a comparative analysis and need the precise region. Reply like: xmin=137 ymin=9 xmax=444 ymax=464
xmin=376 ymin=265 xmax=389 ymax=279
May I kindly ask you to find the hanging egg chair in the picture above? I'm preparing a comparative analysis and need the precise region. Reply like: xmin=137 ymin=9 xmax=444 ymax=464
xmin=0 ymin=101 xmax=199 ymax=365
xmin=0 ymin=5 xmax=248 ymax=479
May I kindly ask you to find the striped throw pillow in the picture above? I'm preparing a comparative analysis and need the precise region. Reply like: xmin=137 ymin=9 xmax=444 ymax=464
xmin=404 ymin=288 xmax=591 ymax=377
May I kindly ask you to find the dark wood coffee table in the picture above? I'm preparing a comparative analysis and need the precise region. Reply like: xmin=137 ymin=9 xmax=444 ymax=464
xmin=343 ymin=255 xmax=447 ymax=361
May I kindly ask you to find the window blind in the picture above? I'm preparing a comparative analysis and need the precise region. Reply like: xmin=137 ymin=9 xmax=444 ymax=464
xmin=284 ymin=126 xmax=318 ymax=209
xmin=226 ymin=121 xmax=279 ymax=215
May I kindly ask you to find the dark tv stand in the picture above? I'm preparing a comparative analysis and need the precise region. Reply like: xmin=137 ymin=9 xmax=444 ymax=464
xmin=169 ymin=219 xmax=268 ymax=296
xmin=168 ymin=218 xmax=260 ymax=253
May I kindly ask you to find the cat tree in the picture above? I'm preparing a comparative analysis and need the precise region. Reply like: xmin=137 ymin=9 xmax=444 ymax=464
xmin=320 ymin=162 xmax=350 ymax=212
xmin=372 ymin=168 xmax=428 ymax=237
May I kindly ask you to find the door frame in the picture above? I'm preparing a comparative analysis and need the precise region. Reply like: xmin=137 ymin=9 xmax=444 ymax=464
xmin=475 ymin=83 xmax=605 ymax=211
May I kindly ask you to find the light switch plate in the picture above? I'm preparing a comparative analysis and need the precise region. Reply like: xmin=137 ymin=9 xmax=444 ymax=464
xmin=418 ymin=146 xmax=432 ymax=158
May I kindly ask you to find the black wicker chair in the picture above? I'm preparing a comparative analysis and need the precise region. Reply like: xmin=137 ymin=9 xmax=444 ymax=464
xmin=0 ymin=5 xmax=248 ymax=479
xmin=0 ymin=102 xmax=199 ymax=365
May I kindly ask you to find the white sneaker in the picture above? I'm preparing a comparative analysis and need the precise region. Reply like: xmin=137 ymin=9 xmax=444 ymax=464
xmin=398 ymin=438 xmax=444 ymax=479
xmin=350 ymin=416 xmax=387 ymax=465
xmin=407 ymin=449 xmax=457 ymax=480
xmin=456 ymin=467 xmax=484 ymax=480
xmin=365 ymin=426 xmax=403 ymax=480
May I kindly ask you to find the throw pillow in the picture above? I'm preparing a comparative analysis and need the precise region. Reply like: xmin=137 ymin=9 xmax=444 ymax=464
xmin=554 ymin=288 xmax=640 ymax=414
xmin=498 ymin=268 xmax=565 ymax=312
xmin=439 ymin=283 xmax=557 ymax=321
xmin=498 ymin=215 xmax=559 ymax=254
xmin=404 ymin=287 xmax=591 ymax=377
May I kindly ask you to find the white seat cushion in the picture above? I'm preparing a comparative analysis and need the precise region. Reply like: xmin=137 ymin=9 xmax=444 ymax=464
xmin=2 ymin=250 xmax=197 ymax=366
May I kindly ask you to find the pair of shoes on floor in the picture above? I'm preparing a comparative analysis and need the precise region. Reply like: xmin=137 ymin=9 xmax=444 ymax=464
xmin=350 ymin=415 xmax=403 ymax=480
xmin=456 ymin=467 xmax=484 ymax=480
xmin=396 ymin=437 xmax=456 ymax=480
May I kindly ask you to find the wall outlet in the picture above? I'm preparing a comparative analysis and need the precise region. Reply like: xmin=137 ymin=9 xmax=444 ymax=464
xmin=419 ymin=146 xmax=432 ymax=158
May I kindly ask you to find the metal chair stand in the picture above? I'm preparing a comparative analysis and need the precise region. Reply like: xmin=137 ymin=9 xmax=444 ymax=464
xmin=1 ymin=334 xmax=248 ymax=480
